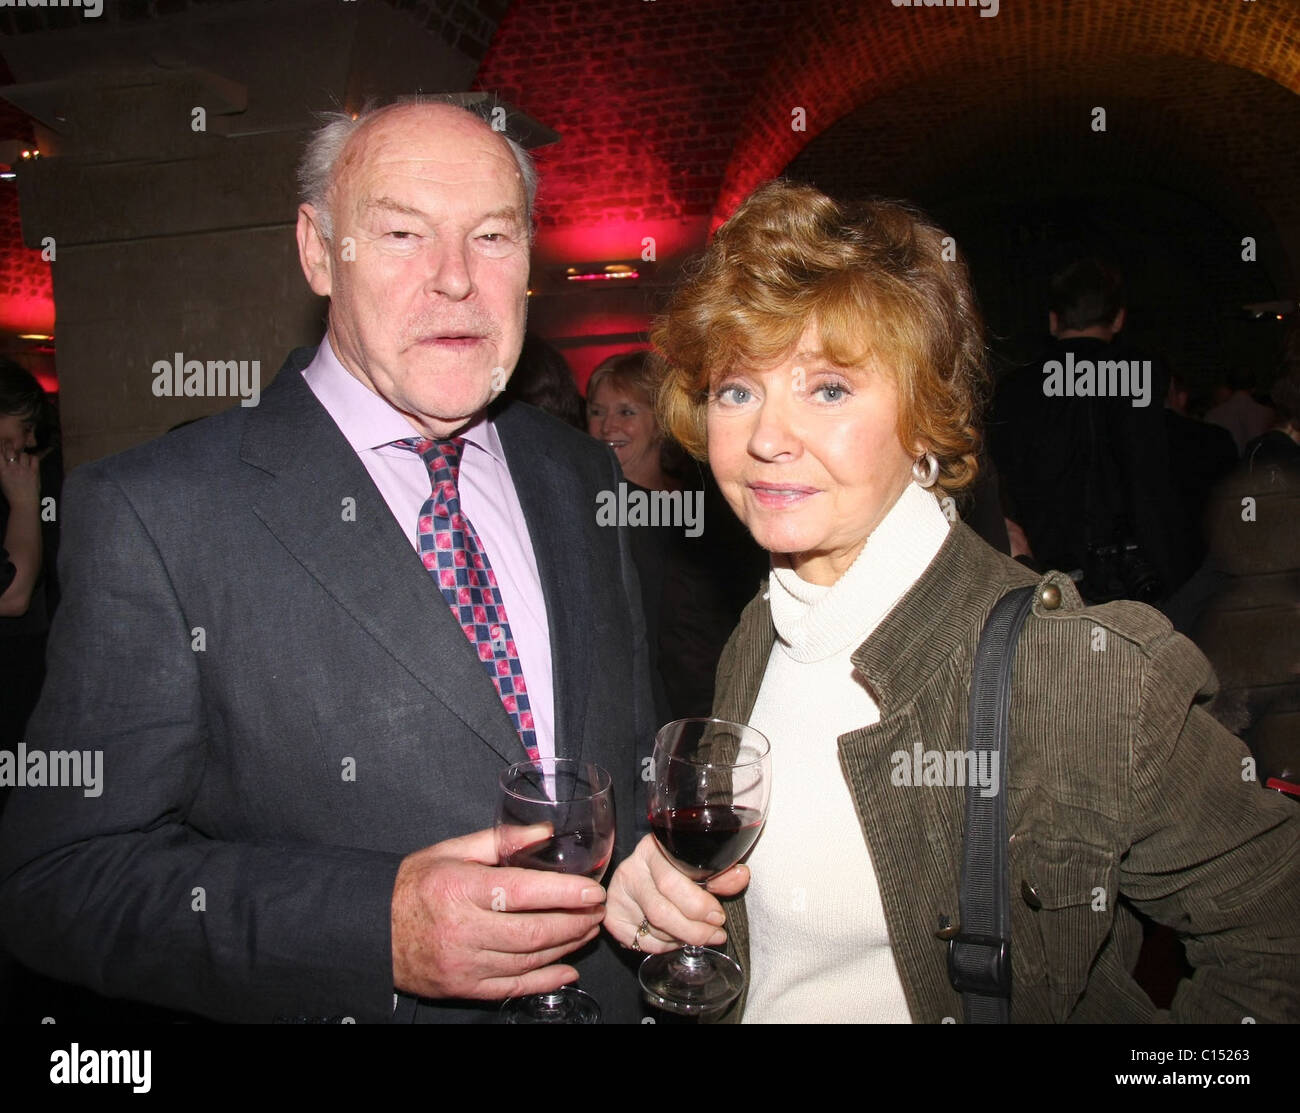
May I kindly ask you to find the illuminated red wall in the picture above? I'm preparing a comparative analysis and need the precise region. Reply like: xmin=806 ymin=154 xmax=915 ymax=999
xmin=0 ymin=178 xmax=54 ymax=339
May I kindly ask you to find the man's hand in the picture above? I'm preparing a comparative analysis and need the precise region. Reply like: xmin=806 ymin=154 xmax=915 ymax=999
xmin=605 ymin=833 xmax=749 ymax=953
xmin=391 ymin=826 xmax=607 ymax=1001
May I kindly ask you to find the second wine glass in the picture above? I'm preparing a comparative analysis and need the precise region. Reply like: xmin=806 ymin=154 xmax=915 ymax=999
xmin=496 ymin=757 xmax=615 ymax=1024
xmin=639 ymin=718 xmax=771 ymax=1016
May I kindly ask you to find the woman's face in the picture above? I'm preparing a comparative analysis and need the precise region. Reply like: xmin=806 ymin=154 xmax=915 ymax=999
xmin=706 ymin=320 xmax=917 ymax=586
xmin=0 ymin=410 xmax=37 ymax=455
xmin=587 ymin=378 xmax=662 ymax=486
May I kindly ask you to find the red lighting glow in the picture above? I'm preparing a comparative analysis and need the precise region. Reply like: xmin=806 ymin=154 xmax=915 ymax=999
xmin=566 ymin=270 xmax=639 ymax=281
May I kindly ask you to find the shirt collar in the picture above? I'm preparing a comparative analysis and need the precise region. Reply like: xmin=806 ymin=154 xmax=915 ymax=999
xmin=300 ymin=337 xmax=506 ymax=463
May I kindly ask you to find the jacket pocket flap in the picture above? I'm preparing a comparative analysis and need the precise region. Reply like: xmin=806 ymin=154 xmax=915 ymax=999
xmin=1017 ymin=837 xmax=1115 ymax=911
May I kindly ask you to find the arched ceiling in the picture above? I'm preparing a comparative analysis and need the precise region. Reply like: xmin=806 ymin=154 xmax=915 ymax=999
xmin=786 ymin=55 xmax=1300 ymax=290
xmin=717 ymin=0 xmax=1300 ymax=222
xmin=474 ymin=0 xmax=1299 ymax=373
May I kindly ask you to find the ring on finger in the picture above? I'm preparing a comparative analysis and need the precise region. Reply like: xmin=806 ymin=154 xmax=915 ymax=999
xmin=631 ymin=917 xmax=652 ymax=952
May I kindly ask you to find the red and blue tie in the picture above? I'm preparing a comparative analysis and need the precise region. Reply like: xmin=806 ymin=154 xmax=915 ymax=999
xmin=397 ymin=436 xmax=539 ymax=761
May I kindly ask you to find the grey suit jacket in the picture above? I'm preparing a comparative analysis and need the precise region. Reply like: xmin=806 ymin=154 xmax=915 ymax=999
xmin=0 ymin=348 xmax=656 ymax=1023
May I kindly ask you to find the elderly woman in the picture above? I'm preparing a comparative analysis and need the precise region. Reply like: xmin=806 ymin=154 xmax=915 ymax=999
xmin=605 ymin=181 xmax=1300 ymax=1023
xmin=587 ymin=351 xmax=682 ymax=493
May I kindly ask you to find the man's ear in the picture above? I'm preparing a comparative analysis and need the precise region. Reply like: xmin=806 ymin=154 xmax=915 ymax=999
xmin=296 ymin=204 xmax=333 ymax=298
xmin=1111 ymin=306 xmax=1126 ymax=334
xmin=1048 ymin=310 xmax=1059 ymax=337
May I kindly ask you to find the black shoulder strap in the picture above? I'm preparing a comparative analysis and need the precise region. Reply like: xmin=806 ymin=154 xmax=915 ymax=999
xmin=947 ymin=584 xmax=1036 ymax=1023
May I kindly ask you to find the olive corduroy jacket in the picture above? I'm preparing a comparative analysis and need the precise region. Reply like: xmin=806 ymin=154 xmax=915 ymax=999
xmin=711 ymin=522 xmax=1300 ymax=1023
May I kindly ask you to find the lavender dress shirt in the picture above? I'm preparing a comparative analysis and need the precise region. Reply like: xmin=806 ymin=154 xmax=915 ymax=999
xmin=302 ymin=339 xmax=556 ymax=761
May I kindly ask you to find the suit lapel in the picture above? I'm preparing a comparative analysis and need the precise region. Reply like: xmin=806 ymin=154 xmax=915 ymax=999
xmin=240 ymin=360 xmax=522 ymax=765
xmin=494 ymin=401 xmax=593 ymax=765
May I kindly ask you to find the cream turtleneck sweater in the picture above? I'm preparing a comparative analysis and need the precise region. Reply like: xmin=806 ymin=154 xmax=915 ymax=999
xmin=742 ymin=481 xmax=950 ymax=1023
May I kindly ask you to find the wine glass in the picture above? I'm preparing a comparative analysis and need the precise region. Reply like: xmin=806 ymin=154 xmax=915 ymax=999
xmin=495 ymin=757 xmax=615 ymax=1024
xmin=639 ymin=718 xmax=771 ymax=1015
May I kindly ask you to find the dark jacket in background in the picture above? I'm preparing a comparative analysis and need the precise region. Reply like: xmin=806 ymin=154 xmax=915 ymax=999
xmin=1163 ymin=409 xmax=1238 ymax=587
xmin=1194 ymin=427 xmax=1300 ymax=787
xmin=630 ymin=464 xmax=767 ymax=722
xmin=988 ymin=337 xmax=1180 ymax=598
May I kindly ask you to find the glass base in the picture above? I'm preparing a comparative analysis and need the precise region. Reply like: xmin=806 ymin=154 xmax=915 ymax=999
xmin=638 ymin=945 xmax=744 ymax=1016
xmin=499 ymin=987 xmax=602 ymax=1024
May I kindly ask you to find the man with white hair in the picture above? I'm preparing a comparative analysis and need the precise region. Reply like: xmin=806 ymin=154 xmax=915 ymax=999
xmin=0 ymin=99 xmax=654 ymax=1023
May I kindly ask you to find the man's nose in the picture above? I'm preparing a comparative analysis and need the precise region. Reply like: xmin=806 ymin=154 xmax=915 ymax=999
xmin=424 ymin=240 xmax=474 ymax=300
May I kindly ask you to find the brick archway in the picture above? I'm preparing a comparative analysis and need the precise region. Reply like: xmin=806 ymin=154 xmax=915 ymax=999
xmin=715 ymin=0 xmax=1300 ymax=224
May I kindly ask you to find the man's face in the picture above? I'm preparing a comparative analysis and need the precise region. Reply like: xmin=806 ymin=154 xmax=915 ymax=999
xmin=297 ymin=104 xmax=531 ymax=437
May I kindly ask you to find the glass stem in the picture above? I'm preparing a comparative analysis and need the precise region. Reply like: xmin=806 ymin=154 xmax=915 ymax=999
xmin=677 ymin=945 xmax=710 ymax=969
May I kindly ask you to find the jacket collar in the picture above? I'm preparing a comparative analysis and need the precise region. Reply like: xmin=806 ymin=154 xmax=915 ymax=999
xmin=726 ymin=522 xmax=1032 ymax=719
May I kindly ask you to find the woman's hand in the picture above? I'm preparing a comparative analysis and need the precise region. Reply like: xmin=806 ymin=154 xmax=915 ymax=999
xmin=606 ymin=833 xmax=750 ymax=953
xmin=0 ymin=441 xmax=39 ymax=508
xmin=0 ymin=439 xmax=43 ymax=617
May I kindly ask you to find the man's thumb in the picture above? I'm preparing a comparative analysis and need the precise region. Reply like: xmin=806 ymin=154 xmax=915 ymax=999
xmin=444 ymin=823 xmax=554 ymax=866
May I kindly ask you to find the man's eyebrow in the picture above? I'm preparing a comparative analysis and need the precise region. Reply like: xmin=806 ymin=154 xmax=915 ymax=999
xmin=360 ymin=196 xmax=426 ymax=219
xmin=477 ymin=206 xmax=528 ymax=228
xmin=357 ymin=198 xmax=526 ymax=230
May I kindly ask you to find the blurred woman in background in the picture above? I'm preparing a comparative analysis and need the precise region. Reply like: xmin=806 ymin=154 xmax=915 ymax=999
xmin=0 ymin=360 xmax=59 ymax=818
xmin=587 ymin=351 xmax=766 ymax=720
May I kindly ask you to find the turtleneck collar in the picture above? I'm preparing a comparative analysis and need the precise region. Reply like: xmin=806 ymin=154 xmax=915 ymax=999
xmin=767 ymin=481 xmax=951 ymax=663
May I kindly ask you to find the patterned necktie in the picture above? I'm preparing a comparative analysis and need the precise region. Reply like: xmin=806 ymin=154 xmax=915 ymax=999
xmin=397 ymin=436 xmax=538 ymax=761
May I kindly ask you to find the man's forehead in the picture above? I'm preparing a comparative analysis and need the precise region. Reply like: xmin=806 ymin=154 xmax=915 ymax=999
xmin=348 ymin=105 xmax=514 ymax=174
xmin=336 ymin=119 xmax=522 ymax=211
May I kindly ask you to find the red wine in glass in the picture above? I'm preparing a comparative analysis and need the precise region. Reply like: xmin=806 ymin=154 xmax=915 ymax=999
xmin=639 ymin=718 xmax=771 ymax=1016
xmin=502 ymin=829 xmax=612 ymax=880
xmin=649 ymin=805 xmax=764 ymax=883
xmin=496 ymin=758 xmax=615 ymax=1024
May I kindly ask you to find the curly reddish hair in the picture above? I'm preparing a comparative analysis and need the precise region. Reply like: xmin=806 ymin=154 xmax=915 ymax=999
xmin=653 ymin=181 xmax=989 ymax=494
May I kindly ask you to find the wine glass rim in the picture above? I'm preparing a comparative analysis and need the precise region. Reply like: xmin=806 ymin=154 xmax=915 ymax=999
xmin=498 ymin=757 xmax=612 ymax=800
xmin=654 ymin=717 xmax=771 ymax=768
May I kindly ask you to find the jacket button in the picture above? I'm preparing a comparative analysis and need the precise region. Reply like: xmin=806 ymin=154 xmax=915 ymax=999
xmin=1038 ymin=584 xmax=1062 ymax=610
xmin=934 ymin=915 xmax=960 ymax=940
xmin=1021 ymin=879 xmax=1043 ymax=910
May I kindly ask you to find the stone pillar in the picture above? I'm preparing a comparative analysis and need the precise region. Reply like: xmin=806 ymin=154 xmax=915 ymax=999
xmin=1 ymin=0 xmax=489 ymax=467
